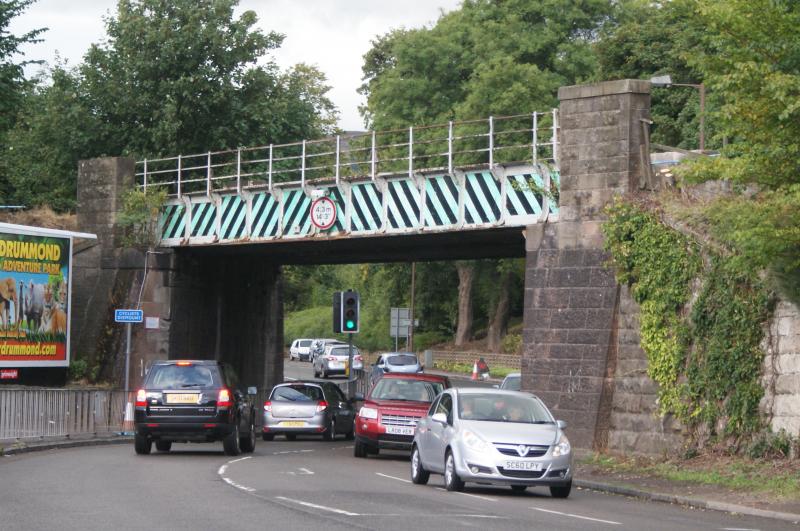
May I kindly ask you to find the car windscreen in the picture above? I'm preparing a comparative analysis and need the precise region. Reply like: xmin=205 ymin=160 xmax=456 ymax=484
xmin=501 ymin=375 xmax=521 ymax=391
xmin=148 ymin=364 xmax=217 ymax=389
xmin=299 ymin=340 xmax=312 ymax=347
xmin=458 ymin=393 xmax=553 ymax=423
xmin=387 ymin=355 xmax=417 ymax=366
xmin=271 ymin=385 xmax=323 ymax=402
xmin=370 ymin=379 xmax=439 ymax=402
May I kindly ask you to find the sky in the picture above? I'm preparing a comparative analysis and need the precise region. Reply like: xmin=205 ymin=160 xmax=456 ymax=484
xmin=9 ymin=0 xmax=462 ymax=131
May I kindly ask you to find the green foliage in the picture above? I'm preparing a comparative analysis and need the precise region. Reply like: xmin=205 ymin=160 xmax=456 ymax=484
xmin=501 ymin=333 xmax=522 ymax=355
xmin=68 ymin=359 xmax=88 ymax=381
xmin=745 ymin=430 xmax=795 ymax=459
xmin=116 ymin=186 xmax=167 ymax=249
xmin=603 ymin=201 xmax=773 ymax=443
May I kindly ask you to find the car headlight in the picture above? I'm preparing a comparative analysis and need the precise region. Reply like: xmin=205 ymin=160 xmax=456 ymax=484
xmin=552 ymin=433 xmax=571 ymax=457
xmin=358 ymin=407 xmax=378 ymax=420
xmin=462 ymin=430 xmax=489 ymax=452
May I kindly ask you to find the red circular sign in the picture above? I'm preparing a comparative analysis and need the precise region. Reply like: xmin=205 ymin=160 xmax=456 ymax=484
xmin=310 ymin=197 xmax=337 ymax=230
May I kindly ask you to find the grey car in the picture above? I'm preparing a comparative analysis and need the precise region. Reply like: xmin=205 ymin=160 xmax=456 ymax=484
xmin=313 ymin=344 xmax=363 ymax=378
xmin=262 ymin=381 xmax=355 ymax=441
xmin=410 ymin=388 xmax=573 ymax=497
xmin=369 ymin=352 xmax=423 ymax=386
xmin=498 ymin=372 xmax=521 ymax=391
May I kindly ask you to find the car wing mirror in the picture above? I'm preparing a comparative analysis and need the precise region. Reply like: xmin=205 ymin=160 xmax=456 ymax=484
xmin=556 ymin=420 xmax=567 ymax=430
xmin=247 ymin=386 xmax=257 ymax=396
xmin=353 ymin=392 xmax=365 ymax=401
xmin=431 ymin=412 xmax=447 ymax=425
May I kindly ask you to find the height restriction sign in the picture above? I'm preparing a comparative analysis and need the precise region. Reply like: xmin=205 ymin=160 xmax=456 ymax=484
xmin=310 ymin=197 xmax=337 ymax=230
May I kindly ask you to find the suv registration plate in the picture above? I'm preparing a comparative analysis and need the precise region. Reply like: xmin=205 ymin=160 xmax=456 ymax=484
xmin=504 ymin=460 xmax=542 ymax=471
xmin=165 ymin=393 xmax=199 ymax=404
xmin=385 ymin=425 xmax=414 ymax=436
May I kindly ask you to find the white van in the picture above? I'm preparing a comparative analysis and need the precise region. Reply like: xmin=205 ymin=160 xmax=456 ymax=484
xmin=289 ymin=339 xmax=314 ymax=361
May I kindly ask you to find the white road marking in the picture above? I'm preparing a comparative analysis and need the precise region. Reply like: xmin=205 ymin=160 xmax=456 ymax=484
xmin=721 ymin=528 xmax=761 ymax=531
xmin=273 ymin=449 xmax=315 ymax=455
xmin=376 ymin=472 xmax=411 ymax=483
xmin=435 ymin=487 xmax=497 ymax=502
xmin=228 ymin=456 xmax=252 ymax=464
xmin=218 ymin=464 xmax=227 ymax=475
xmin=223 ymin=477 xmax=256 ymax=492
xmin=298 ymin=467 xmax=315 ymax=475
xmin=275 ymin=496 xmax=360 ymax=516
xmin=533 ymin=507 xmax=622 ymax=525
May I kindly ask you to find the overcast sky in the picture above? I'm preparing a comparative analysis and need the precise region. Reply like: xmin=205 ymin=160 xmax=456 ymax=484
xmin=10 ymin=0 xmax=462 ymax=131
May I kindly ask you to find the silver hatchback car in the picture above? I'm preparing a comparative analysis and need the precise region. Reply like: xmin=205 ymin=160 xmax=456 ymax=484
xmin=410 ymin=388 xmax=573 ymax=497
xmin=262 ymin=381 xmax=355 ymax=441
xmin=313 ymin=344 xmax=363 ymax=378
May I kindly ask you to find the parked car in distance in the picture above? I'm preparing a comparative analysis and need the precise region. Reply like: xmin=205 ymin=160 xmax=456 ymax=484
xmin=289 ymin=339 xmax=315 ymax=361
xmin=262 ymin=381 xmax=355 ymax=441
xmin=410 ymin=388 xmax=572 ymax=497
xmin=133 ymin=360 xmax=257 ymax=456
xmin=498 ymin=372 xmax=521 ymax=391
xmin=369 ymin=352 xmax=423 ymax=386
xmin=354 ymin=373 xmax=450 ymax=458
xmin=309 ymin=338 xmax=347 ymax=363
xmin=313 ymin=344 xmax=363 ymax=378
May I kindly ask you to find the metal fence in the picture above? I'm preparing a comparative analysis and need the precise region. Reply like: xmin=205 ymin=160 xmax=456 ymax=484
xmin=136 ymin=111 xmax=559 ymax=197
xmin=0 ymin=388 xmax=129 ymax=441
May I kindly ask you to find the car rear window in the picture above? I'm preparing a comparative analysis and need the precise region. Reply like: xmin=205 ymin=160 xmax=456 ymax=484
xmin=501 ymin=375 xmax=521 ymax=391
xmin=148 ymin=364 xmax=217 ymax=389
xmin=299 ymin=340 xmax=312 ymax=347
xmin=370 ymin=379 xmax=441 ymax=402
xmin=272 ymin=385 xmax=323 ymax=401
xmin=330 ymin=347 xmax=358 ymax=357
xmin=387 ymin=354 xmax=417 ymax=366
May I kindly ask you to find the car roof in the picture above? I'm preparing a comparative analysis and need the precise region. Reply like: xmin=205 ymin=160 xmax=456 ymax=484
xmin=454 ymin=387 xmax=536 ymax=398
xmin=378 ymin=373 xmax=449 ymax=383
xmin=381 ymin=352 xmax=416 ymax=357
xmin=504 ymin=372 xmax=521 ymax=378
xmin=151 ymin=359 xmax=220 ymax=366
xmin=274 ymin=380 xmax=326 ymax=388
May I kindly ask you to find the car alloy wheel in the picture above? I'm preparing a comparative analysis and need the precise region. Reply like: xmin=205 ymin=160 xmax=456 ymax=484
xmin=411 ymin=445 xmax=429 ymax=485
xmin=444 ymin=451 xmax=464 ymax=492
xmin=323 ymin=418 xmax=335 ymax=441
xmin=223 ymin=423 xmax=241 ymax=456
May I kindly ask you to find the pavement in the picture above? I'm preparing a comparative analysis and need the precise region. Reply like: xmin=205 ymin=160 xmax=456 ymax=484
xmin=3 ymin=362 xmax=799 ymax=526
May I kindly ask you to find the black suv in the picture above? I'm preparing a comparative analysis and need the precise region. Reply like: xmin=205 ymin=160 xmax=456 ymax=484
xmin=134 ymin=360 xmax=257 ymax=456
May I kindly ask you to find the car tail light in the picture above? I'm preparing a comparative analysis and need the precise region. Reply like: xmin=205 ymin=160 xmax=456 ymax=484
xmin=355 ymin=355 xmax=363 ymax=362
xmin=316 ymin=400 xmax=328 ymax=413
xmin=326 ymin=356 xmax=336 ymax=361
xmin=217 ymin=388 xmax=233 ymax=408
xmin=263 ymin=400 xmax=272 ymax=412
xmin=135 ymin=389 xmax=147 ymax=407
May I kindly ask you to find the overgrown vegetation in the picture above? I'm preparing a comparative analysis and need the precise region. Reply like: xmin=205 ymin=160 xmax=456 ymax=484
xmin=116 ymin=187 xmax=167 ymax=249
xmin=603 ymin=201 xmax=774 ymax=445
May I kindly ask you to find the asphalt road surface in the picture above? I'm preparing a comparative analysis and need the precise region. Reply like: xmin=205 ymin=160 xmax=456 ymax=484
xmin=1 ymin=437 xmax=794 ymax=530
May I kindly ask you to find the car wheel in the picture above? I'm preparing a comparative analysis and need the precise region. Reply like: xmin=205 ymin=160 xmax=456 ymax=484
xmin=353 ymin=440 xmax=367 ymax=458
xmin=223 ymin=423 xmax=242 ymax=456
xmin=550 ymin=480 xmax=572 ymax=499
xmin=240 ymin=420 xmax=256 ymax=453
xmin=322 ymin=418 xmax=335 ymax=441
xmin=285 ymin=433 xmax=297 ymax=441
xmin=410 ymin=445 xmax=429 ymax=485
xmin=313 ymin=366 xmax=319 ymax=378
xmin=134 ymin=433 xmax=152 ymax=455
xmin=321 ymin=369 xmax=328 ymax=379
xmin=262 ymin=433 xmax=274 ymax=441
xmin=510 ymin=485 xmax=527 ymax=493
xmin=155 ymin=440 xmax=172 ymax=452
xmin=444 ymin=450 xmax=465 ymax=492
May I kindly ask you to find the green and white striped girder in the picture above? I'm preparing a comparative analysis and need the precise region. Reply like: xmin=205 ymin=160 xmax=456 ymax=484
xmin=157 ymin=163 xmax=558 ymax=246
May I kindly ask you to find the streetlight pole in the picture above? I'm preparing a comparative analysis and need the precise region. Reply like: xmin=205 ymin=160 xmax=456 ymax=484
xmin=650 ymin=75 xmax=705 ymax=152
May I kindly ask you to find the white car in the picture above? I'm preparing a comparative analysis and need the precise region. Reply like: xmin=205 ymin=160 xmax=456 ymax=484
xmin=289 ymin=339 xmax=314 ymax=362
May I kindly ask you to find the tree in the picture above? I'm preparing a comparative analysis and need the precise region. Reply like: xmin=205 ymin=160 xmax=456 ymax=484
xmin=454 ymin=261 xmax=475 ymax=346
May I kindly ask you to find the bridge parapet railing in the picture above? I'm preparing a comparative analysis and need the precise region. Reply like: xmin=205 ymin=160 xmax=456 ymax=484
xmin=136 ymin=111 xmax=559 ymax=197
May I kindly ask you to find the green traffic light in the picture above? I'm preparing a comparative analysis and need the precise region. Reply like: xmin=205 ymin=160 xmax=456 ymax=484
xmin=346 ymin=320 xmax=355 ymax=329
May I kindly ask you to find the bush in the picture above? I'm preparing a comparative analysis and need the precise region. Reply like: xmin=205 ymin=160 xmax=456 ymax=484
xmin=68 ymin=359 xmax=88 ymax=381
xmin=413 ymin=330 xmax=449 ymax=351
xmin=746 ymin=431 xmax=793 ymax=459
xmin=501 ymin=333 xmax=522 ymax=354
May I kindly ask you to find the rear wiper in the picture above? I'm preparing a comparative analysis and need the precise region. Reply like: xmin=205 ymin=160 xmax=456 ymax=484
xmin=180 ymin=383 xmax=202 ymax=388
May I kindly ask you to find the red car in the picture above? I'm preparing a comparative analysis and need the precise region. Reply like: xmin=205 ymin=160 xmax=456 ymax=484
xmin=354 ymin=373 xmax=450 ymax=458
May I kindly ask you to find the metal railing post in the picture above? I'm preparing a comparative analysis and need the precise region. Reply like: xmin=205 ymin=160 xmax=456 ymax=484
xmin=371 ymin=130 xmax=377 ymax=180
xmin=533 ymin=112 xmax=538 ymax=165
xmin=488 ymin=116 xmax=494 ymax=168
xmin=268 ymin=144 xmax=273 ymax=190
xmin=236 ymin=149 xmax=241 ymax=193
xmin=206 ymin=151 xmax=212 ymax=196
xmin=143 ymin=159 xmax=148 ymax=192
xmin=335 ymin=135 xmax=341 ymax=184
xmin=301 ymin=139 xmax=306 ymax=187
xmin=552 ymin=108 xmax=558 ymax=164
xmin=448 ymin=121 xmax=453 ymax=174
xmin=177 ymin=155 xmax=182 ymax=198
xmin=408 ymin=126 xmax=413 ymax=179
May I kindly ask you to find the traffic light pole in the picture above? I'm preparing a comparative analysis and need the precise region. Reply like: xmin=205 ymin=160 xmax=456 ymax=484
xmin=347 ymin=333 xmax=355 ymax=398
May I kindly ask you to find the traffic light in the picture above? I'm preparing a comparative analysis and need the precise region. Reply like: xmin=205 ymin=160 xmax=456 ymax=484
xmin=333 ymin=290 xmax=359 ymax=334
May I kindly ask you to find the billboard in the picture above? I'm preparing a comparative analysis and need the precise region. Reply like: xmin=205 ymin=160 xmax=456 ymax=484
xmin=0 ymin=228 xmax=72 ymax=368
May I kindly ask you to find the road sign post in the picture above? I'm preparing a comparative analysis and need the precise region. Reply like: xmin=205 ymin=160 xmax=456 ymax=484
xmin=115 ymin=309 xmax=143 ymax=433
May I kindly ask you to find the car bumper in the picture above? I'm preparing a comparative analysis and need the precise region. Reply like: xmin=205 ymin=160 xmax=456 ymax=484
xmin=264 ymin=413 xmax=328 ymax=434
xmin=355 ymin=433 xmax=414 ymax=452
xmin=134 ymin=421 xmax=235 ymax=442
xmin=453 ymin=444 xmax=573 ymax=487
